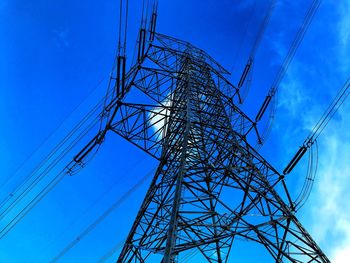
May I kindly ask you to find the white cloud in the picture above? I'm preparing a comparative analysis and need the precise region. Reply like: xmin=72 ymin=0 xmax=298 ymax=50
xmin=273 ymin=3 xmax=350 ymax=261
xmin=306 ymin=3 xmax=350 ymax=262
xmin=278 ymin=69 xmax=309 ymax=117
xmin=148 ymin=96 xmax=173 ymax=138
xmin=308 ymin=111 xmax=350 ymax=262
xmin=278 ymin=79 xmax=350 ymax=262
xmin=332 ymin=218 xmax=350 ymax=263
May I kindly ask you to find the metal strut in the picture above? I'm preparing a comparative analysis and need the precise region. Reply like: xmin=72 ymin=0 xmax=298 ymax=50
xmin=163 ymin=65 xmax=192 ymax=263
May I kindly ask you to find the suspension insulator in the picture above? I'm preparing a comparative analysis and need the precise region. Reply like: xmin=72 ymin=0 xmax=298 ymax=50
xmin=138 ymin=29 xmax=146 ymax=62
xmin=116 ymin=55 xmax=126 ymax=97
xmin=283 ymin=146 xmax=307 ymax=175
xmin=73 ymin=134 xmax=99 ymax=164
xmin=149 ymin=12 xmax=157 ymax=41
xmin=238 ymin=58 xmax=252 ymax=89
xmin=255 ymin=95 xmax=272 ymax=122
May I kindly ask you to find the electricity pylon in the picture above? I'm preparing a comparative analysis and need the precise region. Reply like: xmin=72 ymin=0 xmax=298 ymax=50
xmin=69 ymin=31 xmax=330 ymax=262
xmin=0 ymin=1 xmax=343 ymax=261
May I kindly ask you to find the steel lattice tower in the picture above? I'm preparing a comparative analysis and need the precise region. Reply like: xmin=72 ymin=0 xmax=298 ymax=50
xmin=72 ymin=32 xmax=329 ymax=262
xmin=1 ymin=1 xmax=347 ymax=261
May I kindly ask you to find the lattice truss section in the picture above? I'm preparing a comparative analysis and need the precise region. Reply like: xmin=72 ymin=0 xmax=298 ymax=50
xmin=74 ymin=33 xmax=329 ymax=262
xmin=97 ymin=34 xmax=257 ymax=160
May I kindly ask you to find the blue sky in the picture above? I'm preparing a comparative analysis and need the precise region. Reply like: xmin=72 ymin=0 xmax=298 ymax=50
xmin=0 ymin=0 xmax=349 ymax=262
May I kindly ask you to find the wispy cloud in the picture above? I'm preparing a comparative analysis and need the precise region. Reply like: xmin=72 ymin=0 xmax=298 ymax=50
xmin=53 ymin=28 xmax=70 ymax=48
xmin=272 ymin=2 xmax=350 ymax=262
xmin=307 ymin=3 xmax=350 ymax=262
xmin=309 ymin=109 xmax=350 ymax=262
xmin=278 ymin=68 xmax=309 ymax=118
xmin=337 ymin=2 xmax=350 ymax=72
xmin=278 ymin=74 xmax=350 ymax=263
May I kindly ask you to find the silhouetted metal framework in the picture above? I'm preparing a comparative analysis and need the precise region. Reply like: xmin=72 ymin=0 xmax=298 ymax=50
xmin=68 ymin=32 xmax=330 ymax=262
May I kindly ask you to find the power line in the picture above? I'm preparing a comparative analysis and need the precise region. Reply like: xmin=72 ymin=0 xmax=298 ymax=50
xmin=0 ymin=73 xmax=108 ymax=193
xmin=249 ymin=0 xmax=276 ymax=60
xmin=0 ymin=99 xmax=107 ymax=225
xmin=0 ymin=116 xmax=101 ymax=238
xmin=41 ymin=150 xmax=145 ymax=259
xmin=50 ymin=168 xmax=155 ymax=263
xmin=255 ymin=0 xmax=322 ymax=145
xmin=97 ymin=240 xmax=125 ymax=263
xmin=235 ymin=0 xmax=275 ymax=103
xmin=283 ymin=78 xmax=350 ymax=176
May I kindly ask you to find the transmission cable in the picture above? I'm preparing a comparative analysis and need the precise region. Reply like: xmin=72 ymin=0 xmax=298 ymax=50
xmin=249 ymin=0 xmax=275 ymax=60
xmin=97 ymin=240 xmax=125 ymax=263
xmin=255 ymin=0 xmax=322 ymax=145
xmin=234 ymin=0 xmax=275 ymax=103
xmin=0 ymin=85 xmax=113 ymax=226
xmin=0 ymin=0 xmax=133 ymax=242
xmin=307 ymin=78 xmax=350 ymax=143
xmin=230 ymin=2 xmax=257 ymax=73
xmin=293 ymin=140 xmax=318 ymax=209
xmin=0 ymin=73 xmax=108 ymax=193
xmin=283 ymin=78 xmax=350 ymax=176
xmin=0 ymin=116 xmax=102 ymax=238
xmin=0 ymin=81 xmax=117 ymax=234
xmin=42 ymin=150 xmax=144 ymax=256
xmin=0 ymin=25 xmax=127 ymax=232
xmin=0 ymin=91 xmax=111 ymax=222
xmin=281 ymin=78 xmax=350 ymax=210
xmin=50 ymin=168 xmax=155 ymax=263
